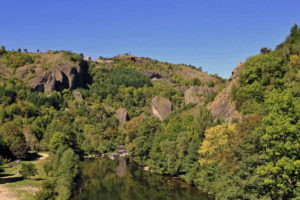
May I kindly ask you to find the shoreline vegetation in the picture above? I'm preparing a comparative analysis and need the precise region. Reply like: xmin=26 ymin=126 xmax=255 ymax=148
xmin=0 ymin=152 xmax=49 ymax=200
xmin=0 ymin=25 xmax=299 ymax=199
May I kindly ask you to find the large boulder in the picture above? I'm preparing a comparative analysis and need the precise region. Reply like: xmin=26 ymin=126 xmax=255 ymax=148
xmin=207 ymin=62 xmax=243 ymax=122
xmin=184 ymin=86 xmax=215 ymax=105
xmin=151 ymin=96 xmax=172 ymax=121
xmin=29 ymin=61 xmax=89 ymax=92
xmin=115 ymin=108 xmax=129 ymax=127
xmin=72 ymin=91 xmax=84 ymax=102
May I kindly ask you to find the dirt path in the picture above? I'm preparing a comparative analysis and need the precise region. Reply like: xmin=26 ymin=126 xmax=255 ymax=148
xmin=0 ymin=152 xmax=49 ymax=200
xmin=37 ymin=152 xmax=49 ymax=160
xmin=0 ymin=178 xmax=18 ymax=200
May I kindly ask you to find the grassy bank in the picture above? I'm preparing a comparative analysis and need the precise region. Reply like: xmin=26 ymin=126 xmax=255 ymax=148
xmin=0 ymin=152 xmax=49 ymax=200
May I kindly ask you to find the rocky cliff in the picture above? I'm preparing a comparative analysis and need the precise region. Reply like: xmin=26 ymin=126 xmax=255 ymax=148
xmin=151 ymin=96 xmax=172 ymax=121
xmin=29 ymin=60 xmax=89 ymax=92
xmin=184 ymin=86 xmax=215 ymax=105
xmin=207 ymin=62 xmax=243 ymax=122
xmin=115 ymin=108 xmax=129 ymax=127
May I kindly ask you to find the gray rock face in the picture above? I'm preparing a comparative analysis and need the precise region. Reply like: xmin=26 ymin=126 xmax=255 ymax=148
xmin=151 ymin=96 xmax=172 ymax=121
xmin=115 ymin=108 xmax=129 ymax=127
xmin=184 ymin=86 xmax=215 ymax=105
xmin=143 ymin=70 xmax=169 ymax=81
xmin=29 ymin=61 xmax=89 ymax=92
xmin=207 ymin=62 xmax=243 ymax=122
xmin=72 ymin=91 xmax=84 ymax=101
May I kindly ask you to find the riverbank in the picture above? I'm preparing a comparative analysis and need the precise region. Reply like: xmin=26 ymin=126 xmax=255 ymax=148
xmin=0 ymin=152 xmax=49 ymax=200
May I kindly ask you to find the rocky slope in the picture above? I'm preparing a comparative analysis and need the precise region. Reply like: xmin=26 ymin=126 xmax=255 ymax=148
xmin=0 ymin=51 xmax=241 ymax=123
xmin=207 ymin=62 xmax=243 ymax=122
xmin=28 ymin=60 xmax=89 ymax=92
xmin=0 ymin=52 xmax=90 ymax=92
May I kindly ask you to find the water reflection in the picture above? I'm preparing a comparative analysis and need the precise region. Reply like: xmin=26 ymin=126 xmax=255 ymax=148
xmin=73 ymin=158 xmax=210 ymax=200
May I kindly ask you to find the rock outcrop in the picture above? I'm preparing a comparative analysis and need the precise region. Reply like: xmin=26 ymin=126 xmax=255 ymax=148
xmin=184 ymin=86 xmax=215 ymax=105
xmin=181 ymin=66 xmax=215 ymax=83
xmin=29 ymin=61 xmax=89 ymax=92
xmin=72 ymin=91 xmax=84 ymax=102
xmin=207 ymin=62 xmax=243 ymax=122
xmin=115 ymin=108 xmax=129 ymax=127
xmin=151 ymin=96 xmax=172 ymax=121
xmin=143 ymin=70 xmax=169 ymax=81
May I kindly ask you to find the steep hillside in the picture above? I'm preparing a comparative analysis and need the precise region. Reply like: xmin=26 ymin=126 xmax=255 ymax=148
xmin=0 ymin=51 xmax=89 ymax=92
xmin=0 ymin=48 xmax=222 ymax=157
xmin=207 ymin=62 xmax=243 ymax=122
xmin=1 ymin=25 xmax=299 ymax=200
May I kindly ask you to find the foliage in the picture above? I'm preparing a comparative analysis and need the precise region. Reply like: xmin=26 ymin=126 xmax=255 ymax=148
xmin=19 ymin=162 xmax=38 ymax=178
xmin=49 ymin=132 xmax=77 ymax=151
xmin=56 ymin=148 xmax=80 ymax=200
xmin=0 ymin=122 xmax=25 ymax=147
xmin=0 ymin=45 xmax=6 ymax=55
xmin=1 ymin=25 xmax=300 ymax=199
xmin=2 ymin=51 xmax=38 ymax=69
xmin=254 ymin=90 xmax=300 ymax=199
xmin=129 ymin=116 xmax=161 ymax=166
xmin=198 ymin=124 xmax=243 ymax=171
xmin=145 ymin=106 xmax=214 ymax=179
xmin=38 ymin=147 xmax=80 ymax=200
xmin=225 ymin=24 xmax=300 ymax=199
xmin=191 ymin=78 xmax=202 ymax=86
xmin=34 ymin=180 xmax=56 ymax=200
xmin=10 ymin=142 xmax=28 ymax=159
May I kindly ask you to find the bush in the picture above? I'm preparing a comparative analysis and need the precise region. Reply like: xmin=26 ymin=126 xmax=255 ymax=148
xmin=34 ymin=180 xmax=56 ymax=200
xmin=207 ymin=80 xmax=215 ymax=87
xmin=19 ymin=163 xmax=37 ymax=179
xmin=0 ymin=46 xmax=6 ymax=55
xmin=2 ymin=51 xmax=36 ymax=69
xmin=10 ymin=142 xmax=28 ymax=159
xmin=191 ymin=78 xmax=201 ymax=86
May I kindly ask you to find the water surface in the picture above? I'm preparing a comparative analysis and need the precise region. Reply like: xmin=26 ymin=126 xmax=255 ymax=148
xmin=73 ymin=158 xmax=211 ymax=200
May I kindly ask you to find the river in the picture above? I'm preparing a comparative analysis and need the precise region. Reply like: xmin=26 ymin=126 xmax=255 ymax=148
xmin=73 ymin=158 xmax=211 ymax=200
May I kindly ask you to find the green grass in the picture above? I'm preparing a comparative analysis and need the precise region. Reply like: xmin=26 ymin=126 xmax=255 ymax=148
xmin=0 ymin=152 xmax=49 ymax=200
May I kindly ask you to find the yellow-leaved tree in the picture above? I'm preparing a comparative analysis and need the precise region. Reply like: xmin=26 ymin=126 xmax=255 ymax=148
xmin=198 ymin=123 xmax=243 ymax=171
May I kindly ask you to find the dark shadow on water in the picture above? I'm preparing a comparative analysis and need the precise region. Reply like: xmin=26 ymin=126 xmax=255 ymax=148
xmin=0 ymin=176 xmax=23 ymax=184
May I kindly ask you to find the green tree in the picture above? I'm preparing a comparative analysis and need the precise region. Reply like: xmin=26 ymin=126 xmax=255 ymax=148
xmin=260 ymin=47 xmax=271 ymax=54
xmin=19 ymin=163 xmax=37 ymax=179
xmin=56 ymin=148 xmax=80 ymax=200
xmin=0 ymin=122 xmax=25 ymax=147
xmin=255 ymin=90 xmax=300 ymax=199
xmin=198 ymin=123 xmax=242 ymax=171
xmin=43 ymin=161 xmax=52 ymax=176
xmin=49 ymin=132 xmax=76 ymax=151
xmin=0 ymin=45 xmax=5 ymax=55
xmin=130 ymin=117 xmax=161 ymax=166
xmin=194 ymin=106 xmax=213 ymax=135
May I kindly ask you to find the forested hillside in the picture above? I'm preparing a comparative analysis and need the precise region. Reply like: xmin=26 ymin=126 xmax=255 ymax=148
xmin=0 ymin=25 xmax=299 ymax=200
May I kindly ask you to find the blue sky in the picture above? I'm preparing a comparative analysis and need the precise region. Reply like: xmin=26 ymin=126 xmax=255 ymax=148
xmin=1 ymin=0 xmax=300 ymax=78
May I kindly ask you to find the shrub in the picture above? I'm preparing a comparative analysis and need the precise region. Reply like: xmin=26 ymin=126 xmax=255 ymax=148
xmin=2 ymin=51 xmax=36 ymax=69
xmin=19 ymin=163 xmax=37 ymax=179
xmin=10 ymin=142 xmax=28 ymax=159
xmin=207 ymin=80 xmax=215 ymax=87
xmin=191 ymin=78 xmax=201 ymax=86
